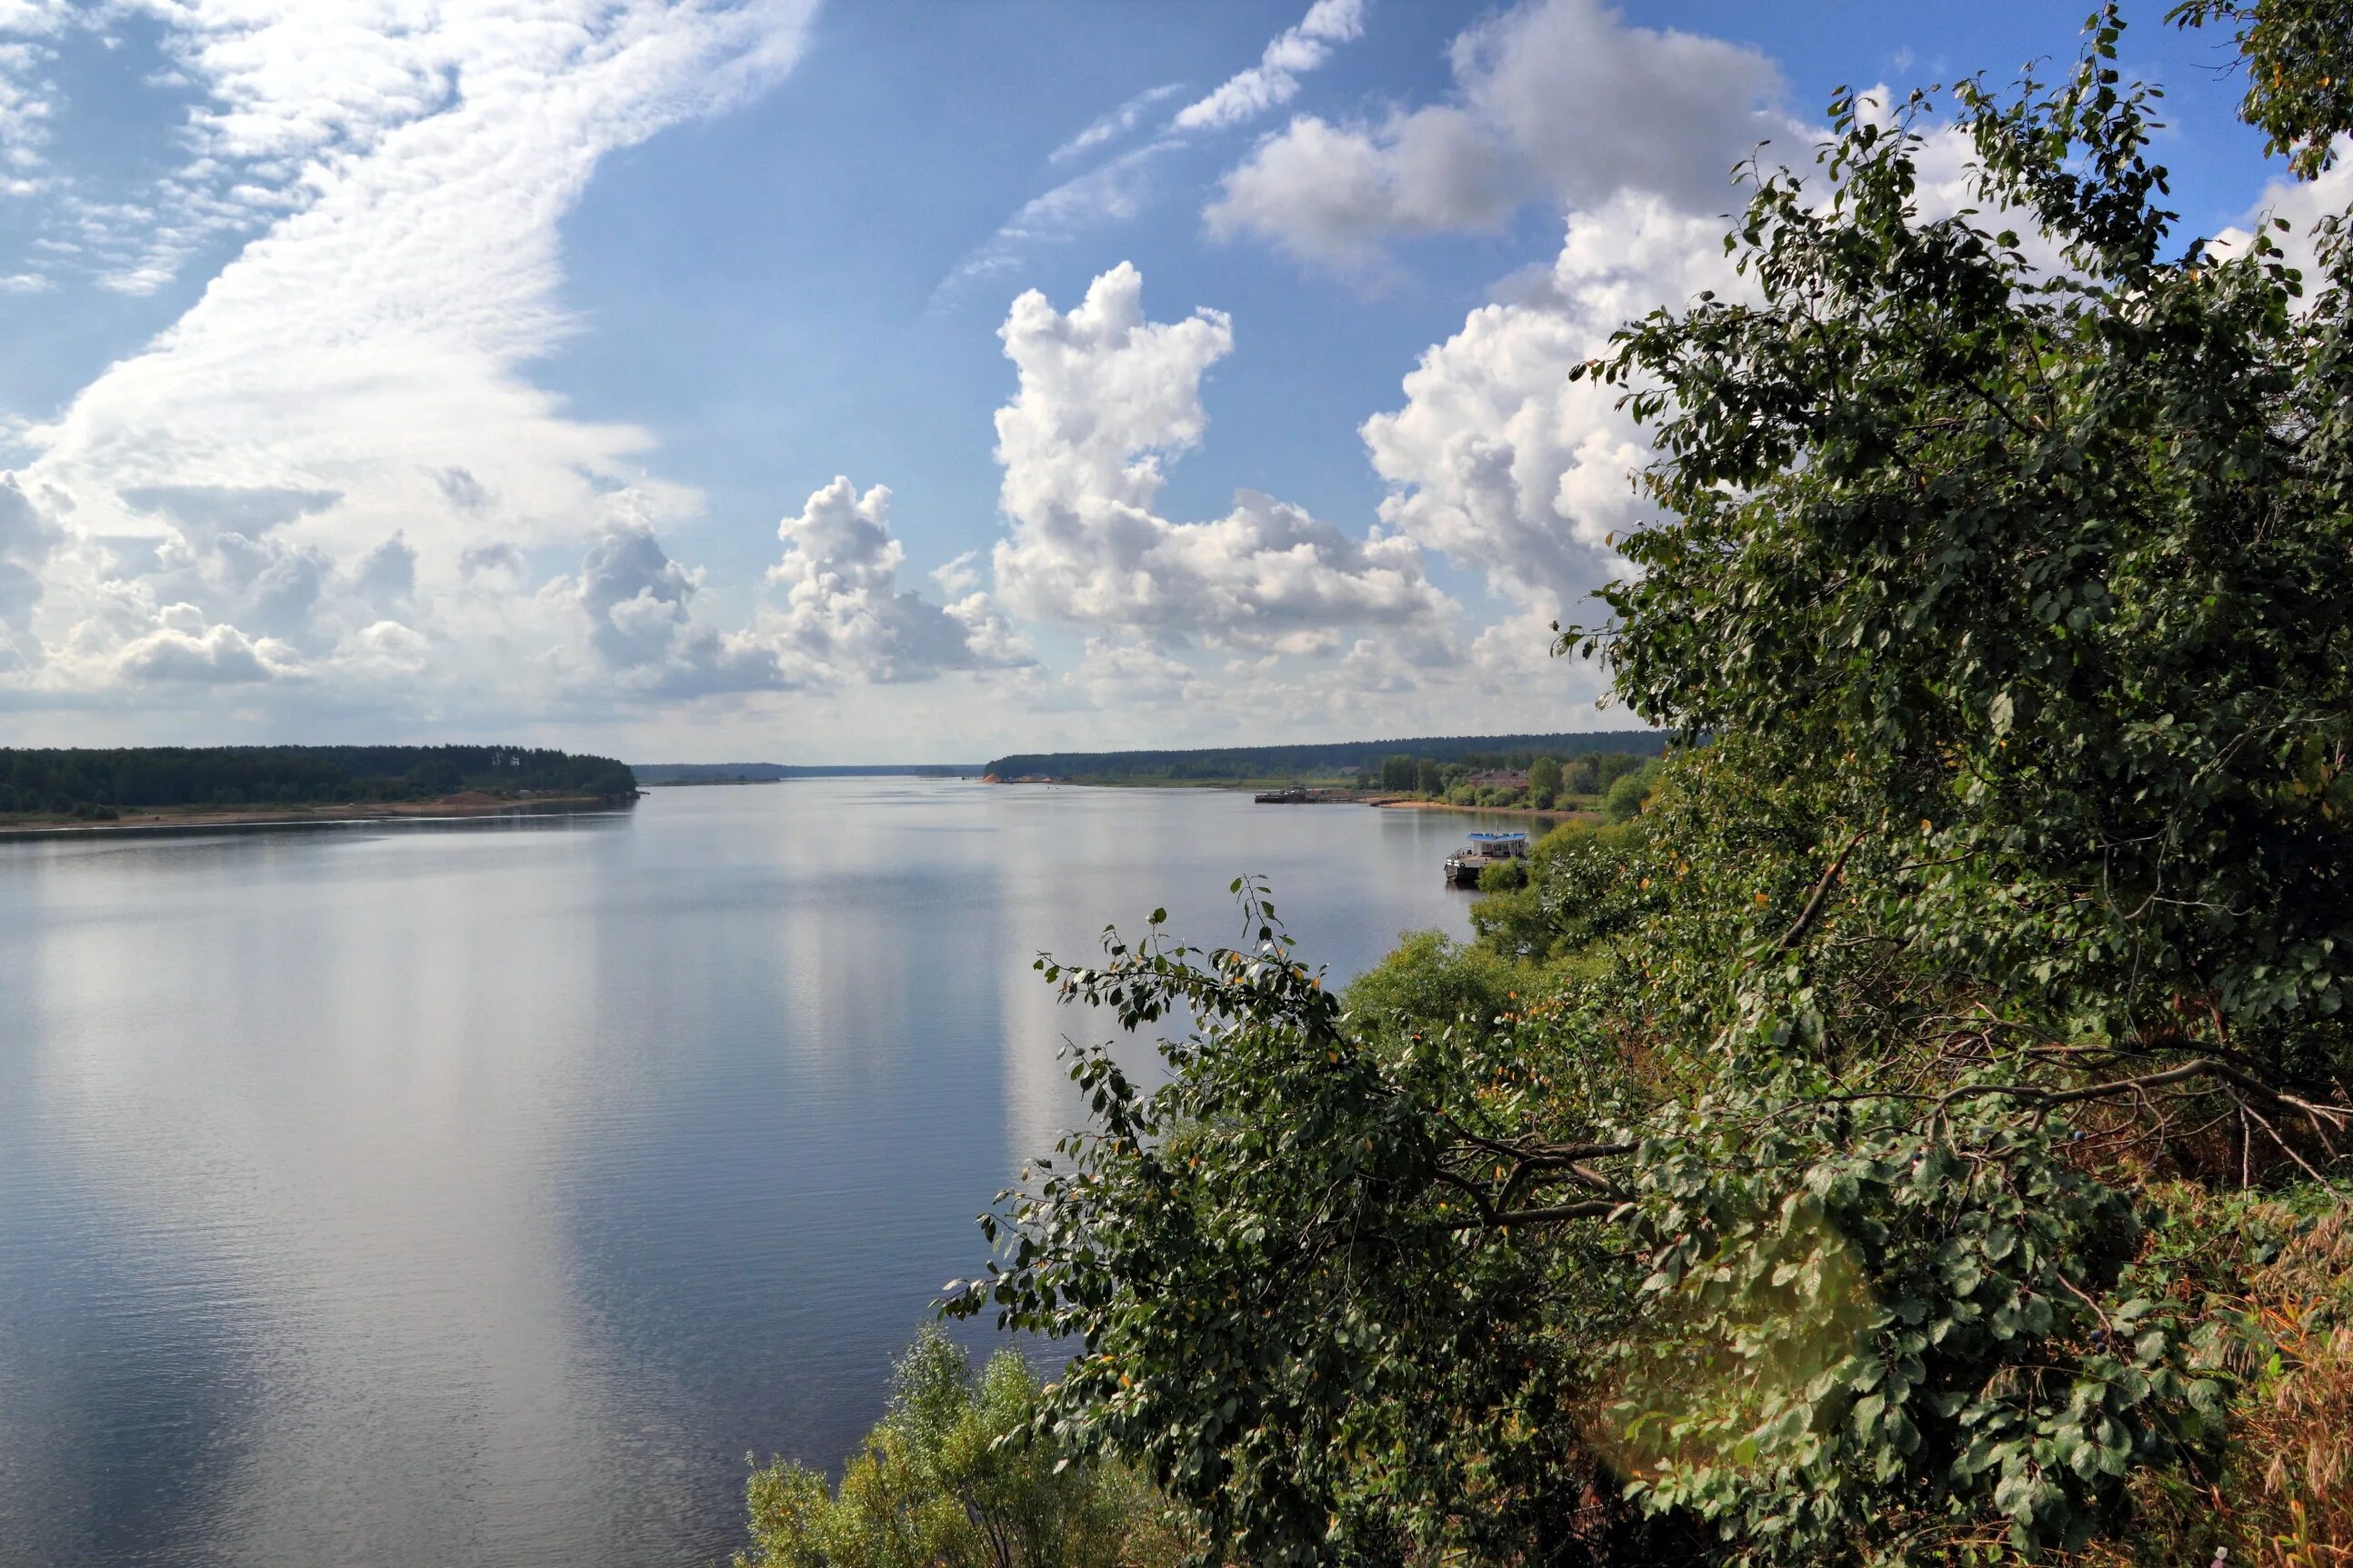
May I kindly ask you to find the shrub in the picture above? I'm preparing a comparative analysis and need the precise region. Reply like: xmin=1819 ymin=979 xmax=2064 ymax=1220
xmin=1600 ymin=765 xmax=1654 ymax=823
xmin=1476 ymin=859 xmax=1527 ymax=893
xmin=735 ymin=1325 xmax=1181 ymax=1568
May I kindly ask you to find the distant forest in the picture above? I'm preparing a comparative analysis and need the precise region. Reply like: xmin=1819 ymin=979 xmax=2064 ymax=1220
xmin=634 ymin=762 xmax=981 ymax=784
xmin=983 ymin=731 xmax=1668 ymax=784
xmin=0 ymin=745 xmax=636 ymax=817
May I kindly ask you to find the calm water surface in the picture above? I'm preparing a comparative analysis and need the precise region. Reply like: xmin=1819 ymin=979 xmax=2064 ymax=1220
xmin=0 ymin=779 xmax=1521 ymax=1567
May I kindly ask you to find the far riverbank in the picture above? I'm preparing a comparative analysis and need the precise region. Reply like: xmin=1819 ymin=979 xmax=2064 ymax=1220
xmin=0 ymin=790 xmax=636 ymax=839
xmin=989 ymin=775 xmax=1602 ymax=826
xmin=1367 ymin=796 xmax=1600 ymax=825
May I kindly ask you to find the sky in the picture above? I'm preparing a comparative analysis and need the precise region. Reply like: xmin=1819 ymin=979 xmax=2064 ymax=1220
xmin=0 ymin=0 xmax=2326 ymax=763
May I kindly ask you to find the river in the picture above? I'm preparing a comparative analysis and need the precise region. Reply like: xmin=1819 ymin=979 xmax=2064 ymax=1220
xmin=0 ymin=778 xmax=1524 ymax=1567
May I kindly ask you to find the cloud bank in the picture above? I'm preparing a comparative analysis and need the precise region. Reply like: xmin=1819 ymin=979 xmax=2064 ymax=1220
xmin=5 ymin=0 xmax=2280 ymax=758
xmin=5 ymin=0 xmax=824 ymax=715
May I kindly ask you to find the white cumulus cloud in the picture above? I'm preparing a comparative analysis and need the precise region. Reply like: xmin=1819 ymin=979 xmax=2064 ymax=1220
xmin=1361 ymin=193 xmax=1743 ymax=614
xmin=566 ymin=476 xmax=1029 ymax=698
xmin=761 ymin=475 xmax=1029 ymax=684
xmin=1355 ymin=79 xmax=2070 ymax=631
xmin=1207 ymin=0 xmax=1787 ymax=268
xmin=116 ymin=617 xmax=304 ymax=684
xmin=989 ymin=262 xmax=1451 ymax=649
xmin=0 ymin=472 xmax=58 ymax=669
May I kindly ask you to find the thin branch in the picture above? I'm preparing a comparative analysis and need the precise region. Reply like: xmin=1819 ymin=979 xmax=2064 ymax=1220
xmin=1771 ymin=827 xmax=1866 ymax=956
xmin=1451 ymin=1200 xmax=1624 ymax=1232
xmin=2241 ymin=1097 xmax=2330 ymax=1185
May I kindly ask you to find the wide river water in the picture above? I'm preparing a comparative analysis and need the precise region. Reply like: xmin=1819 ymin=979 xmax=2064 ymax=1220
xmin=0 ymin=778 xmax=1522 ymax=1568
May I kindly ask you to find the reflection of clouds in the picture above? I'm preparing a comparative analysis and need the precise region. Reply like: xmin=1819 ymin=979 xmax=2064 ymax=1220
xmin=988 ymin=784 xmax=1244 ymax=1174
xmin=547 ymin=782 xmax=1026 ymax=1499
xmin=0 ymin=871 xmax=255 ymax=1563
xmin=0 ymin=825 xmax=649 ymax=1564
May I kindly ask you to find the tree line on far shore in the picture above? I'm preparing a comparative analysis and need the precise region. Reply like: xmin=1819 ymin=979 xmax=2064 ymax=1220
xmin=982 ymin=731 xmax=1666 ymax=785
xmin=1367 ymin=748 xmax=1661 ymax=814
xmin=0 ymin=745 xmax=636 ymax=819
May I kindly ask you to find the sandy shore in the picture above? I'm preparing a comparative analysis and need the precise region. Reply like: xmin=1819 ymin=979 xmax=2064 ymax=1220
xmin=1366 ymin=796 xmax=1601 ymax=824
xmin=0 ymin=792 xmax=636 ymax=837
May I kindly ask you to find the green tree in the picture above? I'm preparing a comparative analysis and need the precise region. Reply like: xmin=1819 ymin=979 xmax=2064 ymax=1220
xmin=1598 ymin=761 xmax=1656 ymax=823
xmin=2169 ymin=0 xmax=2353 ymax=176
xmin=1528 ymin=755 xmax=1563 ymax=809
xmin=1343 ymin=929 xmax=1530 ymax=1052
xmin=736 ymin=1326 xmax=1179 ymax=1568
xmin=951 ymin=884 xmax=1691 ymax=1565
xmin=1466 ymin=816 xmax=1626 ymax=963
xmin=1411 ymin=759 xmax=1443 ymax=796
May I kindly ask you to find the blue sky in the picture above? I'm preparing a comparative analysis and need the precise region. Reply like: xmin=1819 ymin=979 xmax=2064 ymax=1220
xmin=0 ymin=0 xmax=2318 ymax=761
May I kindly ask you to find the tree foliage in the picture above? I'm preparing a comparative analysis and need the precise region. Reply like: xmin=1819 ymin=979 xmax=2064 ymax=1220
xmin=1521 ymin=756 xmax=1559 ymax=809
xmin=950 ymin=883 xmax=1680 ymax=1565
xmin=1573 ymin=12 xmax=2352 ymax=1036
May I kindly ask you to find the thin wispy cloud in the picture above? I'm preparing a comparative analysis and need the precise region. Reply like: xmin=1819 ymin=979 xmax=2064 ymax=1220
xmin=932 ymin=139 xmax=1176 ymax=308
xmin=1171 ymin=0 xmax=1367 ymax=133
xmin=936 ymin=0 xmax=1372 ymax=306
xmin=1051 ymin=81 xmax=1184 ymax=164
xmin=0 ymin=3 xmax=74 ymax=192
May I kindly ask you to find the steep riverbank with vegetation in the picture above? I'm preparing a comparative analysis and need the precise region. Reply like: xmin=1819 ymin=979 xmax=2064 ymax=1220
xmin=753 ymin=11 xmax=2353 ymax=1564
